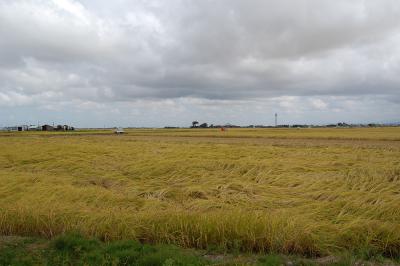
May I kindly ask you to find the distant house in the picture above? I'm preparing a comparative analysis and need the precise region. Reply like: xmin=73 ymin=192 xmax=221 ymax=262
xmin=4 ymin=126 xmax=18 ymax=131
xmin=16 ymin=125 xmax=29 ymax=131
xmin=28 ymin=125 xmax=41 ymax=131
xmin=4 ymin=124 xmax=74 ymax=132
xmin=42 ymin=125 xmax=54 ymax=131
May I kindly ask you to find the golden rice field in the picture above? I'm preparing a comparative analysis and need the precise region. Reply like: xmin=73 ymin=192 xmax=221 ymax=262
xmin=0 ymin=128 xmax=400 ymax=258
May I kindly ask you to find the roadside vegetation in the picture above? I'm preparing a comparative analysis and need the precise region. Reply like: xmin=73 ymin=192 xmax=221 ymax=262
xmin=0 ymin=128 xmax=399 ymax=264
xmin=0 ymin=233 xmax=207 ymax=265
xmin=1 ymin=233 xmax=398 ymax=265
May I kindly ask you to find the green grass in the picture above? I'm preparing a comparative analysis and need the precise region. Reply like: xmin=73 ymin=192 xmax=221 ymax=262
xmin=0 ymin=233 xmax=208 ymax=266
xmin=1 ymin=234 xmax=398 ymax=265
xmin=0 ymin=128 xmax=399 ymax=260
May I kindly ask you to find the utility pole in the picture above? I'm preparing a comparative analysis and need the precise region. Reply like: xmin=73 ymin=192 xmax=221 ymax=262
xmin=275 ymin=113 xmax=278 ymax=127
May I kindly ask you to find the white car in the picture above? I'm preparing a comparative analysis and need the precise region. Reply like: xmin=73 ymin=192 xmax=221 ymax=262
xmin=114 ymin=127 xmax=125 ymax=134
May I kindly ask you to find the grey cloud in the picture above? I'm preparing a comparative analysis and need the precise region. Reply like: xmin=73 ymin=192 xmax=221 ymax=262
xmin=0 ymin=0 xmax=399 ymax=126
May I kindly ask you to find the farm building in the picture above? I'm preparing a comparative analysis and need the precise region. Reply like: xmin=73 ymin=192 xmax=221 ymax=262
xmin=5 ymin=126 xmax=19 ymax=131
xmin=28 ymin=125 xmax=41 ymax=131
xmin=42 ymin=124 xmax=75 ymax=131
xmin=3 ymin=125 xmax=29 ymax=131
xmin=41 ymin=125 xmax=54 ymax=131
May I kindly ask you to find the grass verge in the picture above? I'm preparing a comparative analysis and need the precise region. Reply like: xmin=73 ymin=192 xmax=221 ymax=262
xmin=1 ymin=233 xmax=399 ymax=266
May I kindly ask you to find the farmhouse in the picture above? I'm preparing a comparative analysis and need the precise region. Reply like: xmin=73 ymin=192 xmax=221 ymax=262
xmin=5 ymin=125 xmax=29 ymax=131
xmin=41 ymin=125 xmax=54 ymax=131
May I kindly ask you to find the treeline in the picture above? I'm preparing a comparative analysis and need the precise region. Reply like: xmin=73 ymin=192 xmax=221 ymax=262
xmin=162 ymin=121 xmax=398 ymax=129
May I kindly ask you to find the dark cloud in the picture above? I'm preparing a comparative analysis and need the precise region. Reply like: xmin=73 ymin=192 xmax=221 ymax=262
xmin=0 ymin=0 xmax=399 ymax=126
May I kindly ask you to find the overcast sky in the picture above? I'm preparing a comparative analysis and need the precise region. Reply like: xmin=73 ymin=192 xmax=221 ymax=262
xmin=1 ymin=0 xmax=400 ymax=127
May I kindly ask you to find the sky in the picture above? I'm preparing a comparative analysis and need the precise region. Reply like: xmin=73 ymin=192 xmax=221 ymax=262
xmin=1 ymin=0 xmax=400 ymax=127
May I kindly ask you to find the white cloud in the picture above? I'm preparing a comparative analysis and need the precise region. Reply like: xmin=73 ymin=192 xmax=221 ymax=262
xmin=310 ymin=99 xmax=328 ymax=110
xmin=0 ymin=0 xmax=399 ymax=126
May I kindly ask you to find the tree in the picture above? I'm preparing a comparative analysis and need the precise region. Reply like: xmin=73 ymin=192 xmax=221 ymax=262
xmin=199 ymin=123 xmax=208 ymax=128
xmin=191 ymin=121 xmax=199 ymax=128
